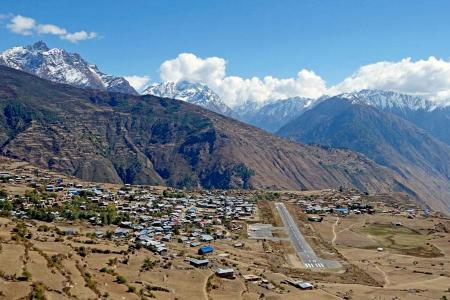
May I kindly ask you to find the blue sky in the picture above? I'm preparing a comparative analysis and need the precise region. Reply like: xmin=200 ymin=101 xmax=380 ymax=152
xmin=2 ymin=0 xmax=450 ymax=105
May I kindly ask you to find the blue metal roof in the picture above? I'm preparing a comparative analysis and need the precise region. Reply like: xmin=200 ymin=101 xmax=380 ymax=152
xmin=198 ymin=245 xmax=214 ymax=253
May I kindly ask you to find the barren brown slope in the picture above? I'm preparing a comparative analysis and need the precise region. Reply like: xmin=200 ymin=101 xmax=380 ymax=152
xmin=0 ymin=66 xmax=419 ymax=199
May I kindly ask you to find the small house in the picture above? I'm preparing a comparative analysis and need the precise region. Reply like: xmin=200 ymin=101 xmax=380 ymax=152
xmin=200 ymin=234 xmax=214 ymax=242
xmin=188 ymin=258 xmax=209 ymax=268
xmin=215 ymin=268 xmax=235 ymax=279
xmin=114 ymin=228 xmax=130 ymax=238
xmin=198 ymin=245 xmax=214 ymax=255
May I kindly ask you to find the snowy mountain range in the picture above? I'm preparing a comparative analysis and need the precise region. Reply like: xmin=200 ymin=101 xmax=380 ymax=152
xmin=143 ymin=81 xmax=450 ymax=136
xmin=338 ymin=89 xmax=438 ymax=112
xmin=0 ymin=41 xmax=137 ymax=95
xmin=1 ymin=41 xmax=447 ymax=144
xmin=143 ymin=81 xmax=235 ymax=116
xmin=235 ymin=97 xmax=315 ymax=132
xmin=143 ymin=81 xmax=317 ymax=132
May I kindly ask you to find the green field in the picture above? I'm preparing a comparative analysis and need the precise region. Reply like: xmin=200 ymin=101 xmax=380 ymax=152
xmin=358 ymin=224 xmax=442 ymax=257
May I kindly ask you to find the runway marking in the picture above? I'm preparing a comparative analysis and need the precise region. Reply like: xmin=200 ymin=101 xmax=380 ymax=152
xmin=275 ymin=202 xmax=341 ymax=270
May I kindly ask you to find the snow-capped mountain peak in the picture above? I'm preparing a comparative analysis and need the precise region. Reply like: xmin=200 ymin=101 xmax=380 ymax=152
xmin=27 ymin=40 xmax=49 ymax=51
xmin=143 ymin=81 xmax=234 ymax=116
xmin=234 ymin=96 xmax=315 ymax=132
xmin=338 ymin=89 xmax=438 ymax=111
xmin=0 ymin=41 xmax=137 ymax=95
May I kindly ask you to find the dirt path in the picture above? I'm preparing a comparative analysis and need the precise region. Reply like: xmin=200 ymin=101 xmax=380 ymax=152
xmin=204 ymin=273 xmax=213 ymax=300
xmin=374 ymin=264 xmax=390 ymax=287
xmin=331 ymin=217 xmax=339 ymax=245
xmin=319 ymin=286 xmax=346 ymax=299
xmin=337 ymin=218 xmax=366 ymax=235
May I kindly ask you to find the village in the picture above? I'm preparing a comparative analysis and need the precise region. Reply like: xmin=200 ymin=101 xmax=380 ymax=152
xmin=0 ymin=157 xmax=449 ymax=299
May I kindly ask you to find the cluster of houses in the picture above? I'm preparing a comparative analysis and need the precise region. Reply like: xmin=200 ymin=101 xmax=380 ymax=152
xmin=298 ymin=193 xmax=375 ymax=220
xmin=296 ymin=189 xmax=426 ymax=220
xmin=127 ymin=193 xmax=255 ymax=256
xmin=1 ymin=168 xmax=256 ymax=255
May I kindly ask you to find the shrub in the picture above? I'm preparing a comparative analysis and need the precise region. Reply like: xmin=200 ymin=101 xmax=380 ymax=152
xmin=19 ymin=270 xmax=32 ymax=281
xmin=29 ymin=282 xmax=46 ymax=300
xmin=116 ymin=275 xmax=127 ymax=284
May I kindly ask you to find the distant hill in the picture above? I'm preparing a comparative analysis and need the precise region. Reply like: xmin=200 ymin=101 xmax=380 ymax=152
xmin=0 ymin=65 xmax=419 ymax=200
xmin=278 ymin=97 xmax=450 ymax=213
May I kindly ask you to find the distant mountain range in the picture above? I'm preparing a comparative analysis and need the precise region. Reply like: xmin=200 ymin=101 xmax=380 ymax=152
xmin=278 ymin=96 xmax=450 ymax=213
xmin=1 ymin=42 xmax=448 ymax=140
xmin=144 ymin=80 xmax=450 ymax=149
xmin=0 ymin=41 xmax=137 ymax=95
xmin=338 ymin=90 xmax=450 ymax=146
xmin=234 ymin=97 xmax=315 ymax=132
xmin=143 ymin=81 xmax=450 ymax=144
xmin=143 ymin=81 xmax=235 ymax=117
xmin=143 ymin=83 xmax=315 ymax=132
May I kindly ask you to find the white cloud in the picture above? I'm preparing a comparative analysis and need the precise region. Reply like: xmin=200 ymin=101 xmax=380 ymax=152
xmin=37 ymin=24 xmax=67 ymax=35
xmin=124 ymin=75 xmax=151 ymax=92
xmin=160 ymin=53 xmax=226 ymax=84
xmin=7 ymin=15 xmax=35 ymax=35
xmin=62 ymin=31 xmax=97 ymax=43
xmin=159 ymin=53 xmax=326 ymax=107
xmin=6 ymin=15 xmax=97 ymax=43
xmin=329 ymin=57 xmax=450 ymax=104
xmin=158 ymin=54 xmax=450 ymax=106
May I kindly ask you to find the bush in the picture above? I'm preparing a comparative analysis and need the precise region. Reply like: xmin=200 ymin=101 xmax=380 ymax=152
xmin=19 ymin=270 xmax=32 ymax=281
xmin=76 ymin=246 xmax=88 ymax=257
xmin=140 ymin=258 xmax=157 ymax=272
xmin=0 ymin=199 xmax=12 ymax=211
xmin=30 ymin=282 xmax=46 ymax=300
xmin=0 ymin=189 xmax=8 ymax=199
xmin=116 ymin=275 xmax=127 ymax=284
xmin=13 ymin=222 xmax=28 ymax=238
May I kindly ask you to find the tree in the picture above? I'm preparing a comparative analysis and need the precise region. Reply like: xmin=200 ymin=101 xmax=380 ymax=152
xmin=13 ymin=222 xmax=28 ymax=238
xmin=0 ymin=199 xmax=12 ymax=211
xmin=25 ymin=189 xmax=40 ymax=203
xmin=0 ymin=189 xmax=8 ymax=199
xmin=105 ymin=204 xmax=117 ymax=225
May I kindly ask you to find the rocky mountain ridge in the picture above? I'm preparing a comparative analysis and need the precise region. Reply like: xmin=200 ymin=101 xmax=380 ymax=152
xmin=0 ymin=41 xmax=137 ymax=95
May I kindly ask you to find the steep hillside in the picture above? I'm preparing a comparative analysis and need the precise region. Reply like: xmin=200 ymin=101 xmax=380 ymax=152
xmin=278 ymin=98 xmax=450 ymax=213
xmin=0 ymin=66 xmax=422 ymax=198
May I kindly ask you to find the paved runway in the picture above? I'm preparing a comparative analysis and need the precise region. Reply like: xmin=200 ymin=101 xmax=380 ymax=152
xmin=275 ymin=202 xmax=340 ymax=269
